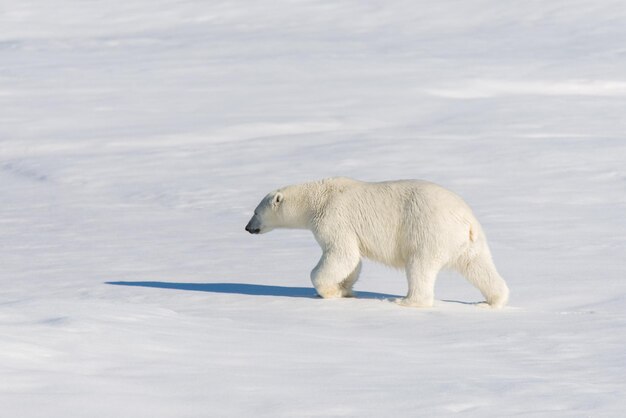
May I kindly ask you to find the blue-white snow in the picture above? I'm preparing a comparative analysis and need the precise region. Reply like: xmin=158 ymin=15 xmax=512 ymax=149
xmin=1 ymin=1 xmax=626 ymax=416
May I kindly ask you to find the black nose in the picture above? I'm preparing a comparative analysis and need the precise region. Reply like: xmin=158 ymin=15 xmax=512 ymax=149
xmin=245 ymin=225 xmax=260 ymax=234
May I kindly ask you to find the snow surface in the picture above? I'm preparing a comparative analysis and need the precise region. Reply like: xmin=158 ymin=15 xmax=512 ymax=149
xmin=2 ymin=0 xmax=626 ymax=416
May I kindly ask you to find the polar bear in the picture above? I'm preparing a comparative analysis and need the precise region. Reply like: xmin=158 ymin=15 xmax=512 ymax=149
xmin=245 ymin=177 xmax=509 ymax=308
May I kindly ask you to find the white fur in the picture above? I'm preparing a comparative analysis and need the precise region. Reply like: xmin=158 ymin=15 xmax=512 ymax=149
xmin=245 ymin=177 xmax=509 ymax=308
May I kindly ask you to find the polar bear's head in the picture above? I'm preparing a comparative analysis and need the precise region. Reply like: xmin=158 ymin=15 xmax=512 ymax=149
xmin=245 ymin=191 xmax=285 ymax=234
xmin=245 ymin=187 xmax=307 ymax=234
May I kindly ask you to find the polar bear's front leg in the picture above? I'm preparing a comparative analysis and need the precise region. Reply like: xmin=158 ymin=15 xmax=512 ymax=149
xmin=338 ymin=261 xmax=362 ymax=298
xmin=311 ymin=250 xmax=360 ymax=299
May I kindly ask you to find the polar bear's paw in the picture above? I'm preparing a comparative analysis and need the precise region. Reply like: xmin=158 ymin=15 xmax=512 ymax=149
xmin=393 ymin=297 xmax=434 ymax=308
xmin=479 ymin=299 xmax=506 ymax=309
xmin=315 ymin=284 xmax=351 ymax=299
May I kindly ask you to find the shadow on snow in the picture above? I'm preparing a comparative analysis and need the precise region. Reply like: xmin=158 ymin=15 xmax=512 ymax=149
xmin=106 ymin=281 xmax=398 ymax=300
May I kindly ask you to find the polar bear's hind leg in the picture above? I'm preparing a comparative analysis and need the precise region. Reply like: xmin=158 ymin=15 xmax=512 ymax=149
xmin=456 ymin=251 xmax=509 ymax=308
xmin=395 ymin=257 xmax=443 ymax=308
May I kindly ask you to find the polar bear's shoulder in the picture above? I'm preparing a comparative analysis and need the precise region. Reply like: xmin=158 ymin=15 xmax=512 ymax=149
xmin=315 ymin=177 xmax=363 ymax=193
xmin=315 ymin=178 xmax=444 ymax=198
xmin=319 ymin=177 xmax=361 ymax=186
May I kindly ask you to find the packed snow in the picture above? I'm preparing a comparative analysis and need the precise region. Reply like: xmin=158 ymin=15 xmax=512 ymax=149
xmin=1 ymin=0 xmax=625 ymax=416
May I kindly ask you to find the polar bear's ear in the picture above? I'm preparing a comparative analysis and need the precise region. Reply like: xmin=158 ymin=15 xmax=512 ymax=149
xmin=272 ymin=192 xmax=284 ymax=206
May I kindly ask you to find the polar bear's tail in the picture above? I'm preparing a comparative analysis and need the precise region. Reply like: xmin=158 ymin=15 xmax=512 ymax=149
xmin=469 ymin=224 xmax=477 ymax=242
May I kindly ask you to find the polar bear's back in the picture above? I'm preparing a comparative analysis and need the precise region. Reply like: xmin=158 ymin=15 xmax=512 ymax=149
xmin=321 ymin=178 xmax=481 ymax=267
